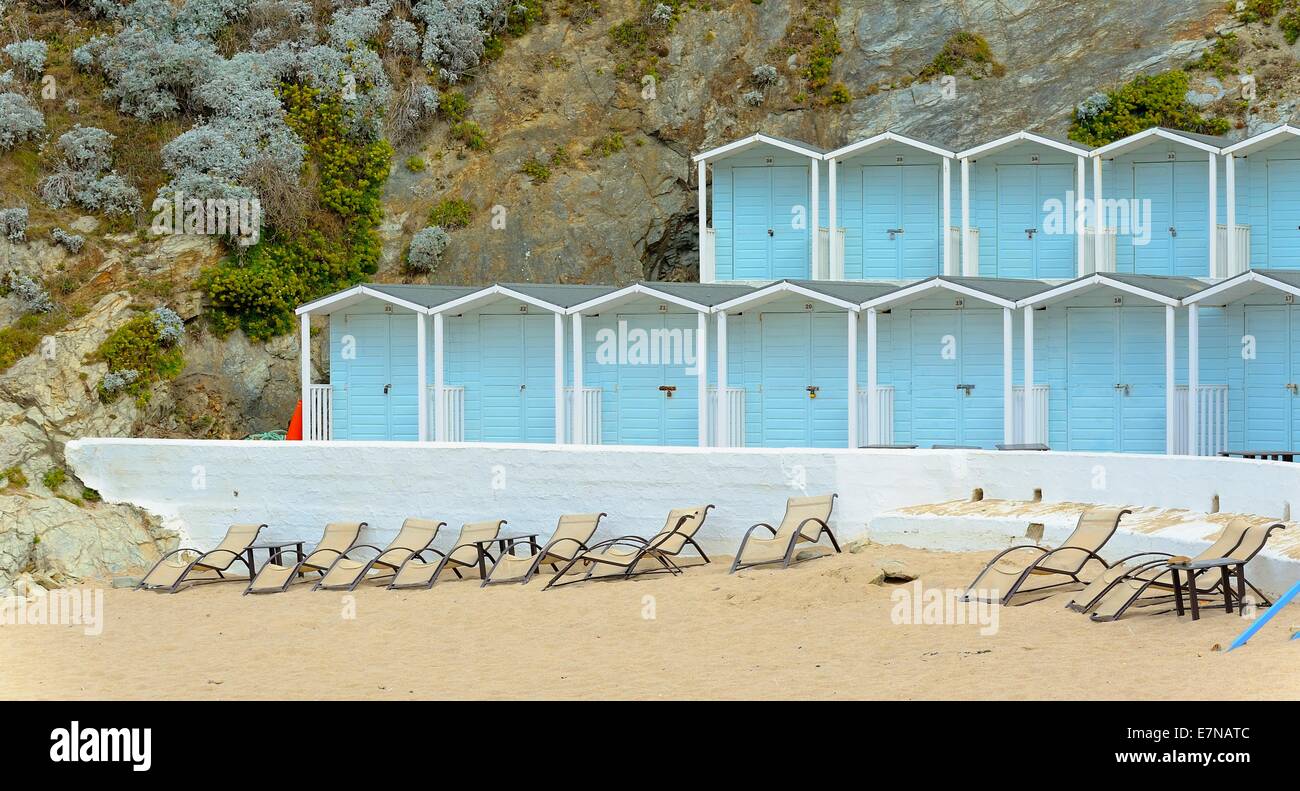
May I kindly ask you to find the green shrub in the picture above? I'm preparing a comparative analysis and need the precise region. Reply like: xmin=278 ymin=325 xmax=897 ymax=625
xmin=82 ymin=487 xmax=102 ymax=502
xmin=520 ymin=157 xmax=550 ymax=183
xmin=0 ymin=311 xmax=69 ymax=372
xmin=1069 ymin=70 xmax=1231 ymax=146
xmin=428 ymin=198 xmax=474 ymax=229
xmin=439 ymin=91 xmax=470 ymax=122
xmin=828 ymin=83 xmax=852 ymax=104
xmin=42 ymin=467 xmax=66 ymax=490
xmin=1188 ymin=33 xmax=1243 ymax=78
xmin=1235 ymin=0 xmax=1283 ymax=23
xmin=1282 ymin=11 xmax=1300 ymax=44
xmin=587 ymin=132 xmax=624 ymax=158
xmin=451 ymin=120 xmax=488 ymax=150
xmin=93 ymin=312 xmax=184 ymax=403
xmin=405 ymin=155 xmax=426 ymax=172
xmin=917 ymin=31 xmax=1006 ymax=81
xmin=2 ymin=465 xmax=28 ymax=489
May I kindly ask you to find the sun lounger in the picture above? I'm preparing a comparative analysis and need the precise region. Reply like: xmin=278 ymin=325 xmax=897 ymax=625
xmin=388 ymin=520 xmax=507 ymax=589
xmin=1068 ymin=516 xmax=1285 ymax=621
xmin=543 ymin=505 xmax=714 ymax=590
xmin=482 ymin=513 xmax=605 ymax=586
xmin=729 ymin=494 xmax=839 ymax=573
xmin=314 ymin=518 xmax=443 ymax=591
xmin=244 ymin=522 xmax=365 ymax=595
xmin=138 ymin=523 xmax=266 ymax=593
xmin=962 ymin=506 xmax=1130 ymax=605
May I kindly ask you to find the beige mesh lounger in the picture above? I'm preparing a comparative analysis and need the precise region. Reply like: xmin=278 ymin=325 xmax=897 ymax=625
xmin=961 ymin=506 xmax=1130 ymax=606
xmin=244 ymin=522 xmax=365 ymax=595
xmin=729 ymin=494 xmax=839 ymax=573
xmin=314 ymin=518 xmax=443 ymax=591
xmin=1069 ymin=516 xmax=1285 ymax=622
xmin=137 ymin=523 xmax=266 ymax=593
xmin=388 ymin=520 xmax=507 ymax=589
xmin=483 ymin=512 xmax=606 ymax=586
xmin=543 ymin=505 xmax=715 ymax=590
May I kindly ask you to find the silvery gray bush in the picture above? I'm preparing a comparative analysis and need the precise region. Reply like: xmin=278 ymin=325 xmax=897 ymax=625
xmin=100 ymin=369 xmax=140 ymax=395
xmin=407 ymin=225 xmax=449 ymax=272
xmin=6 ymin=271 xmax=54 ymax=314
xmin=51 ymin=228 xmax=86 ymax=254
xmin=0 ymin=92 xmax=44 ymax=149
xmin=742 ymin=89 xmax=764 ymax=107
xmin=0 ymin=207 xmax=28 ymax=241
xmin=39 ymin=126 xmax=143 ymax=216
xmin=151 ymin=306 xmax=185 ymax=344
xmin=3 ymin=40 xmax=47 ymax=79
xmin=752 ymin=64 xmax=778 ymax=87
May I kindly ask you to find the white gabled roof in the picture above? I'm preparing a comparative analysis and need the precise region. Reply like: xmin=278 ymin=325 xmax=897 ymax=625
xmin=296 ymin=285 xmax=439 ymax=316
xmin=957 ymin=130 xmax=1092 ymax=160
xmin=567 ymin=283 xmax=716 ymax=314
xmin=1015 ymin=273 xmax=1201 ymax=308
xmin=862 ymin=276 xmax=1049 ymax=310
xmin=713 ymin=280 xmax=866 ymax=312
xmin=1183 ymin=269 xmax=1300 ymax=305
xmin=824 ymin=131 xmax=955 ymax=161
xmin=1221 ymin=124 xmax=1300 ymax=156
xmin=1090 ymin=127 xmax=1226 ymax=158
xmin=432 ymin=284 xmax=568 ymax=315
xmin=692 ymin=133 xmax=826 ymax=163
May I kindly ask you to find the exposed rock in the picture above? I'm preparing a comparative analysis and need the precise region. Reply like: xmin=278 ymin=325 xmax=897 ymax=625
xmin=69 ymin=216 xmax=100 ymax=235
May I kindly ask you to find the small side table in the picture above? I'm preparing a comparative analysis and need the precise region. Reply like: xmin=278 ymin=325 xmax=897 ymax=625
xmin=245 ymin=540 xmax=306 ymax=577
xmin=1169 ymin=557 xmax=1246 ymax=621
xmin=472 ymin=534 xmax=539 ymax=579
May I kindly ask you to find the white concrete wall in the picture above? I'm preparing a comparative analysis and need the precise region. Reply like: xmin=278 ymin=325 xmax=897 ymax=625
xmin=66 ymin=439 xmax=1300 ymax=591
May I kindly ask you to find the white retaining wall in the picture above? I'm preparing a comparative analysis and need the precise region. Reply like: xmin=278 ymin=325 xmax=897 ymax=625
xmin=65 ymin=439 xmax=1300 ymax=592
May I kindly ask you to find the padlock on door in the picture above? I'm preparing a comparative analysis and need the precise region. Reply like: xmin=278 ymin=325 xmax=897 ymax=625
xmin=659 ymin=385 xmax=677 ymax=398
xmin=806 ymin=385 xmax=819 ymax=399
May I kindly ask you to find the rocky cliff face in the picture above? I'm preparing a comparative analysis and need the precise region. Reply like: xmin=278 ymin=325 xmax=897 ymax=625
xmin=3 ymin=0 xmax=1296 ymax=588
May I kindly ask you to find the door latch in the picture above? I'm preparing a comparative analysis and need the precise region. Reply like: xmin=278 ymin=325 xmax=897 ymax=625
xmin=767 ymin=228 xmax=774 ymax=237
xmin=519 ymin=384 xmax=526 ymax=391
xmin=887 ymin=228 xmax=904 ymax=240
xmin=1287 ymin=383 xmax=1298 ymax=394
xmin=1115 ymin=383 xmax=1131 ymax=395
xmin=1169 ymin=226 xmax=1177 ymax=237
xmin=659 ymin=385 xmax=677 ymax=398
xmin=1025 ymin=228 xmax=1037 ymax=239
xmin=806 ymin=385 xmax=820 ymax=399
xmin=956 ymin=384 xmax=975 ymax=395
xmin=383 ymin=383 xmax=391 ymax=394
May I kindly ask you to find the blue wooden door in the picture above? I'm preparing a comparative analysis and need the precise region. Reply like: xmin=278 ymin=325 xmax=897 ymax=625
xmin=1066 ymin=307 xmax=1165 ymax=452
xmin=1267 ymin=160 xmax=1300 ymax=268
xmin=342 ymin=313 xmax=417 ymax=440
xmin=520 ymin=315 xmax=556 ymax=443
xmin=1133 ymin=163 xmax=1174 ymax=274
xmin=731 ymin=166 xmax=809 ymax=279
xmin=1243 ymin=306 xmax=1292 ymax=448
xmin=863 ymin=166 xmax=903 ymax=278
xmin=476 ymin=314 xmax=555 ymax=443
xmin=759 ymin=312 xmax=848 ymax=447
xmin=614 ymin=313 xmax=697 ymax=445
xmin=996 ymin=164 xmax=1075 ymax=278
xmin=910 ymin=309 xmax=1003 ymax=448
xmin=901 ymin=165 xmax=942 ymax=278
xmin=1172 ymin=162 xmax=1209 ymax=276
xmin=1066 ymin=308 xmax=1117 ymax=451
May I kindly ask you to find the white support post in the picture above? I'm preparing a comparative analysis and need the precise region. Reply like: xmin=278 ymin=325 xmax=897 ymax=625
xmin=698 ymin=160 xmax=711 ymax=283
xmin=1208 ymin=153 xmax=1218 ymax=280
xmin=960 ymin=157 xmax=971 ymax=276
xmin=1093 ymin=156 xmax=1104 ymax=270
xmin=1165 ymin=305 xmax=1177 ymax=455
xmin=810 ymin=157 xmax=820 ymax=278
xmin=846 ymin=310 xmax=858 ymax=449
xmin=716 ymin=311 xmax=728 ymax=448
xmin=942 ymin=157 xmax=952 ymax=275
xmin=299 ymin=313 xmax=310 ymax=439
xmin=1076 ymin=155 xmax=1086 ymax=275
xmin=1023 ymin=307 xmax=1034 ymax=444
xmin=1188 ymin=303 xmax=1200 ymax=456
xmin=1003 ymin=307 xmax=1014 ymax=445
xmin=866 ymin=308 xmax=879 ymax=445
xmin=696 ymin=311 xmax=709 ymax=447
xmin=553 ymin=312 xmax=565 ymax=445
xmin=571 ymin=312 xmax=584 ymax=444
xmin=1225 ymin=153 xmax=1237 ymax=278
xmin=828 ymin=158 xmax=839 ymax=280
xmin=416 ymin=313 xmax=428 ymax=442
xmin=433 ymin=312 xmax=445 ymax=442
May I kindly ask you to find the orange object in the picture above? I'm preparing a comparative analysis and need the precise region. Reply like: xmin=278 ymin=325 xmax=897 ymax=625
xmin=286 ymin=399 xmax=303 ymax=440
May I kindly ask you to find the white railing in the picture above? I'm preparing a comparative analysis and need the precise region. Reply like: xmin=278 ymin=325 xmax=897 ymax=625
xmin=817 ymin=227 xmax=845 ymax=280
xmin=1012 ymin=385 xmax=1050 ymax=444
xmin=707 ymin=386 xmax=746 ymax=446
xmin=565 ymin=386 xmax=603 ymax=444
xmin=947 ymin=226 xmax=979 ymax=276
xmin=702 ymin=227 xmax=716 ymax=283
xmin=306 ymin=384 xmax=332 ymax=441
xmin=1173 ymin=384 xmax=1229 ymax=456
xmin=1215 ymin=224 xmax=1250 ymax=279
xmin=1081 ymin=227 xmax=1118 ymax=274
xmin=429 ymin=385 xmax=465 ymax=442
xmin=855 ymin=385 xmax=895 ymax=446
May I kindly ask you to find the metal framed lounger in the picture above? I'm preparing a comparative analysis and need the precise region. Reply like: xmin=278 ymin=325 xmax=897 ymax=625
xmin=1080 ymin=518 xmax=1285 ymax=622
xmin=137 ymin=523 xmax=267 ymax=593
xmin=729 ymin=494 xmax=839 ymax=574
xmin=961 ymin=506 xmax=1131 ymax=606
xmin=388 ymin=520 xmax=507 ymax=589
xmin=244 ymin=522 xmax=366 ymax=595
xmin=314 ymin=518 xmax=443 ymax=591
xmin=482 ymin=513 xmax=606 ymax=586
xmin=544 ymin=505 xmax=715 ymax=590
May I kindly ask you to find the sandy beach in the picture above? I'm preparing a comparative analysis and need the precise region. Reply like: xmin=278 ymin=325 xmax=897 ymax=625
xmin=3 ymin=542 xmax=1297 ymax=700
